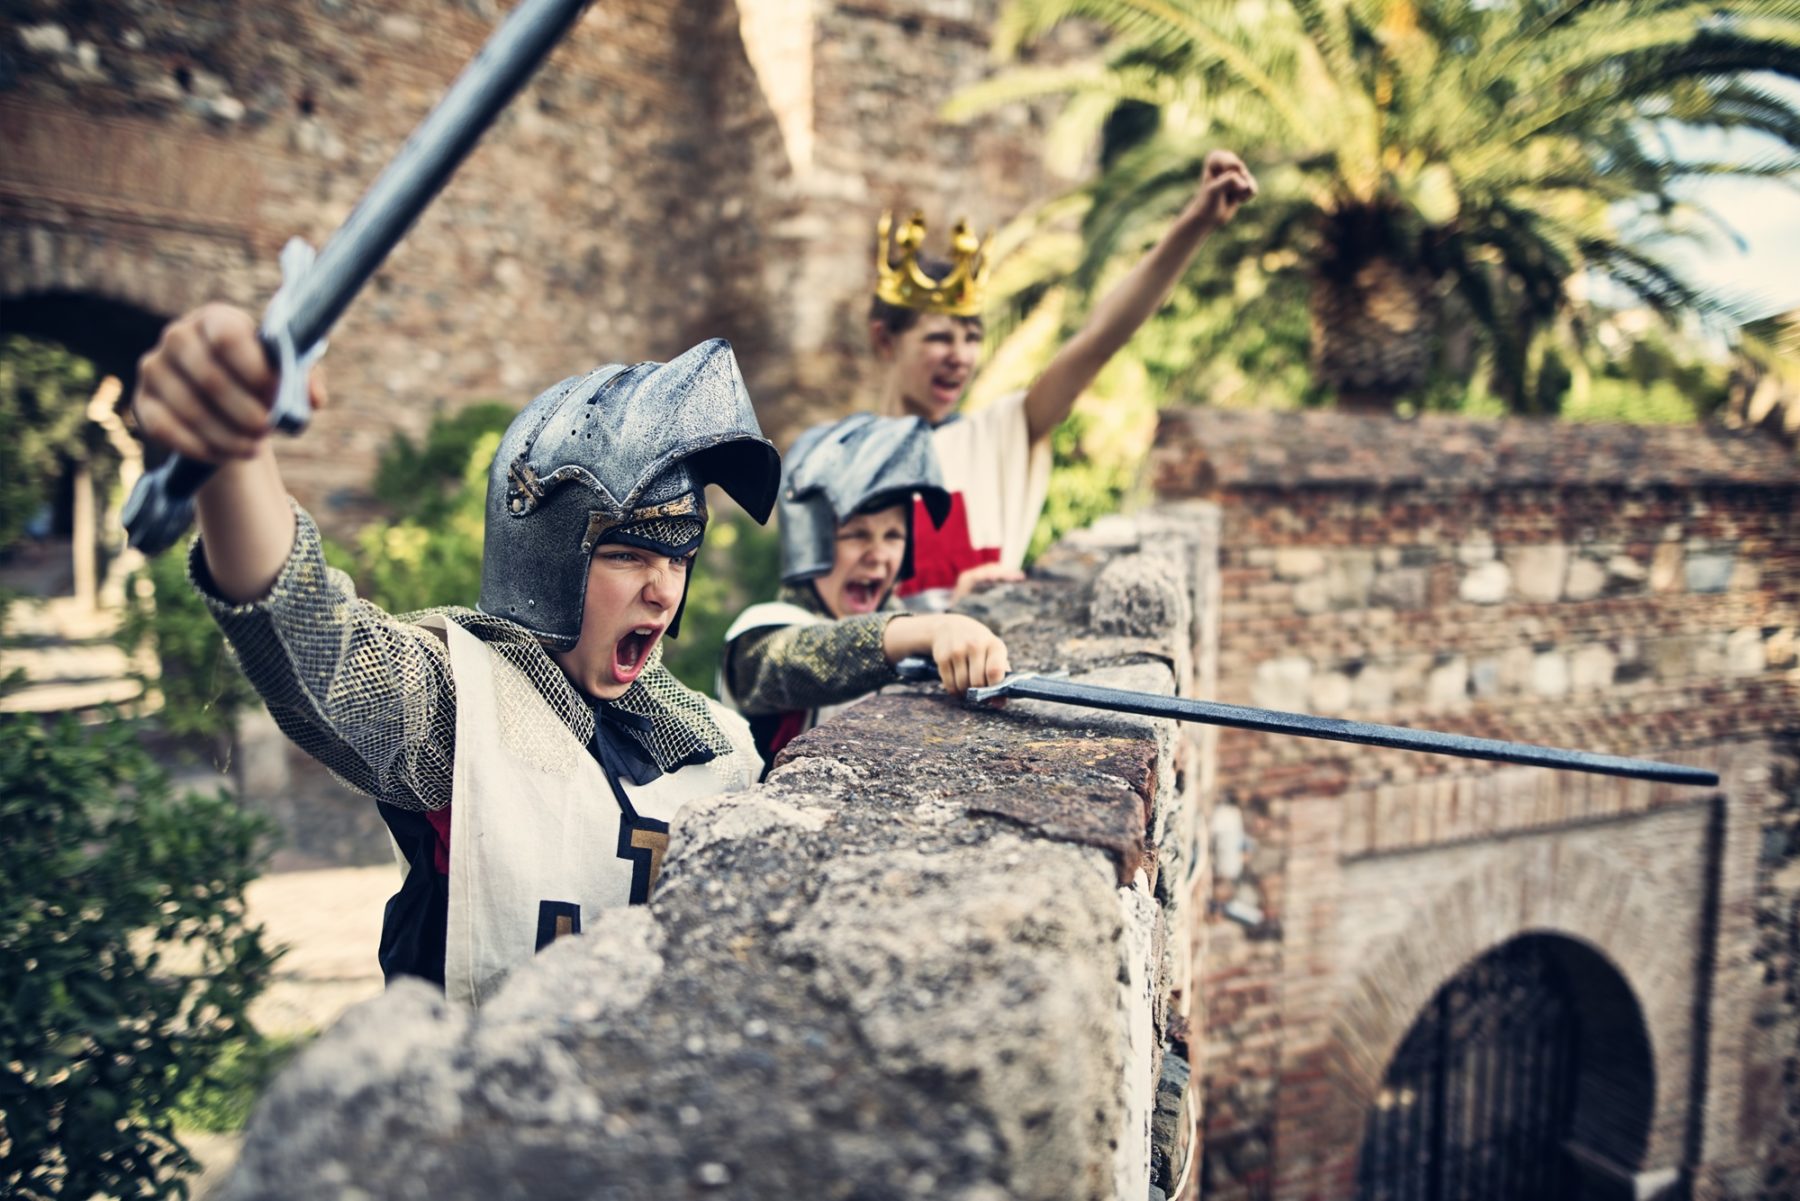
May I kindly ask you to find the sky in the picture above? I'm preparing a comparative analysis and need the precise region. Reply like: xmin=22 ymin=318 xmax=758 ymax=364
xmin=1648 ymin=75 xmax=1800 ymax=324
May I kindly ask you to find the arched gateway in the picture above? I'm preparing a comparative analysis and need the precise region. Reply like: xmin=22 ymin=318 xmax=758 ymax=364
xmin=1355 ymin=934 xmax=1653 ymax=1201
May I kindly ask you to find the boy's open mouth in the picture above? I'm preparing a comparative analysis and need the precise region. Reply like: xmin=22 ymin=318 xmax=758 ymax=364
xmin=841 ymin=579 xmax=884 ymax=613
xmin=612 ymin=626 xmax=662 ymax=683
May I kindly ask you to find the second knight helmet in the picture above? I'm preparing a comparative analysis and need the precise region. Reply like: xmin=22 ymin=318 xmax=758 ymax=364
xmin=778 ymin=413 xmax=951 ymax=585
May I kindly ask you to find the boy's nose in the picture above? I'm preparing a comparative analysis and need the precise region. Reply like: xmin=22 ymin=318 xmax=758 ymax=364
xmin=643 ymin=569 xmax=682 ymax=609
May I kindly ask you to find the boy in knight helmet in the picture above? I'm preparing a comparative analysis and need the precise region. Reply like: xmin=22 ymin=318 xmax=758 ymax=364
xmin=719 ymin=412 xmax=1011 ymax=769
xmin=131 ymin=303 xmax=775 ymax=1006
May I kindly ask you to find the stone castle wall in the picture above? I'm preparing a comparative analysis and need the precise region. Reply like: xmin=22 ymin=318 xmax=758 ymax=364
xmin=215 ymin=504 xmax=1220 ymax=1201
xmin=1153 ymin=409 xmax=1800 ymax=1200
xmin=1 ymin=0 xmax=1074 ymax=526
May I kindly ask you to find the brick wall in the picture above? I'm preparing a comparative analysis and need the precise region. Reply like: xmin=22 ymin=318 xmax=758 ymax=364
xmin=0 ymin=0 xmax=1072 ymax=527
xmin=1154 ymin=408 xmax=1800 ymax=1200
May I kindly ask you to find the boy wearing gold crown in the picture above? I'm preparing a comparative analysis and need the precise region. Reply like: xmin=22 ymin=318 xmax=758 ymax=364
xmin=872 ymin=150 xmax=1257 ymax=609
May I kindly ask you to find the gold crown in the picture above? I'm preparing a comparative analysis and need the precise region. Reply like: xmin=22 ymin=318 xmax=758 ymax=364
xmin=874 ymin=210 xmax=992 ymax=317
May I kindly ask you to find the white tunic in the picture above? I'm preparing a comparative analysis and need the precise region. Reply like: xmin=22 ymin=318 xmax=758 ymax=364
xmin=423 ymin=615 xmax=759 ymax=1006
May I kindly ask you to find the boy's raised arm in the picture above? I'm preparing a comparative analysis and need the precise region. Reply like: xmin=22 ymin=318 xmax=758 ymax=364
xmin=132 ymin=303 xmax=326 ymax=603
xmin=1021 ymin=149 xmax=1257 ymax=444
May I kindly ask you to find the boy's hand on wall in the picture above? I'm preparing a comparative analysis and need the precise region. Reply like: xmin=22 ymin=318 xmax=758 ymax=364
xmin=885 ymin=613 xmax=1011 ymax=697
xmin=1191 ymin=149 xmax=1257 ymax=230
xmin=133 ymin=303 xmax=328 ymax=464
xmin=925 ymin=614 xmax=1010 ymax=698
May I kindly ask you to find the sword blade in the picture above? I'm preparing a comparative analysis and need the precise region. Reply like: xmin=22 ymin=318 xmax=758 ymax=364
xmin=986 ymin=675 xmax=1718 ymax=787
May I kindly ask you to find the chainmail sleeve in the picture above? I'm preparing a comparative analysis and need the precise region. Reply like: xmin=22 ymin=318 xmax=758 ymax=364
xmin=190 ymin=504 xmax=457 ymax=812
xmin=724 ymin=595 xmax=901 ymax=716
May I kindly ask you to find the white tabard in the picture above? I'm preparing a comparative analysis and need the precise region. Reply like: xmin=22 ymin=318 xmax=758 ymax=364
xmin=423 ymin=615 xmax=757 ymax=1006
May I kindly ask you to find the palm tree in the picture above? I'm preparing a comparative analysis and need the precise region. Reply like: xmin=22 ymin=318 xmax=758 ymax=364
xmin=950 ymin=0 xmax=1800 ymax=412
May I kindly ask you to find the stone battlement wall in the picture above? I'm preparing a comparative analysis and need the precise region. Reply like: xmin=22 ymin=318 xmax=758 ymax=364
xmin=215 ymin=504 xmax=1223 ymax=1201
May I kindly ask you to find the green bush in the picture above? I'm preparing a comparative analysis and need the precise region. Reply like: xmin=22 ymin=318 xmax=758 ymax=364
xmin=372 ymin=402 xmax=515 ymax=523
xmin=116 ymin=549 xmax=258 ymax=752
xmin=660 ymin=508 xmax=782 ymax=694
xmin=0 ymin=704 xmax=276 ymax=1199
xmin=168 ymin=1033 xmax=307 ymax=1135
xmin=0 ymin=335 xmax=104 ymax=554
xmin=344 ymin=428 xmax=497 ymax=616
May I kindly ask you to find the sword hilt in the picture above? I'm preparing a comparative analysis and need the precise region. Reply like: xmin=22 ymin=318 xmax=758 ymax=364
xmin=124 ymin=241 xmax=322 ymax=556
xmin=891 ymin=657 xmax=1050 ymax=700
xmin=893 ymin=656 xmax=939 ymax=684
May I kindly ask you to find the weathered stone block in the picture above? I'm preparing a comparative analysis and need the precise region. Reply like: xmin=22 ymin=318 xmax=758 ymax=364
xmin=1564 ymin=556 xmax=1606 ymax=601
xmin=1254 ymin=657 xmax=1314 ymax=711
xmin=1351 ymin=663 xmax=1396 ymax=712
xmin=1727 ymin=628 xmax=1764 ymax=677
xmin=1310 ymin=671 xmax=1353 ymax=714
xmin=1293 ymin=576 xmax=1330 ymax=614
xmin=1426 ymin=657 xmax=1469 ymax=709
xmin=1570 ymin=644 xmax=1618 ymax=692
xmin=1607 ymin=553 xmax=1648 ymax=586
xmin=1274 ymin=548 xmax=1326 ymax=580
xmin=1651 ymin=543 xmax=1685 ymax=592
xmin=1456 ymin=539 xmax=1496 ymax=567
xmin=1326 ymin=551 xmax=1377 ymax=609
xmin=1533 ymin=651 xmax=1570 ymax=697
xmin=1371 ymin=567 xmax=1428 ymax=610
xmin=1686 ymin=550 xmax=1736 ymax=594
xmin=1460 ymin=560 xmax=1511 ymax=604
xmin=1505 ymin=544 xmax=1569 ymax=603
xmin=1470 ymin=657 xmax=1503 ymax=698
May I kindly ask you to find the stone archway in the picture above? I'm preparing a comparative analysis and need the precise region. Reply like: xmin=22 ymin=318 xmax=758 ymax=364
xmin=1292 ymin=828 xmax=1715 ymax=1201
xmin=1353 ymin=932 xmax=1654 ymax=1201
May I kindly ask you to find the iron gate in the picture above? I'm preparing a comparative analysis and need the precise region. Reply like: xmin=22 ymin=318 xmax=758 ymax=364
xmin=1355 ymin=936 xmax=1580 ymax=1201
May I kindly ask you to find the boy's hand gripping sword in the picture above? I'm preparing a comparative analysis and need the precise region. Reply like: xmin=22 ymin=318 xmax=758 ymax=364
xmin=892 ymin=659 xmax=1719 ymax=787
xmin=122 ymin=0 xmax=592 ymax=555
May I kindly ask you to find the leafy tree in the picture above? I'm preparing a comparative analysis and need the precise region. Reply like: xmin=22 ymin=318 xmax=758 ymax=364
xmin=0 ymin=703 xmax=275 ymax=1199
xmin=1727 ymin=308 xmax=1800 ymax=440
xmin=0 ymin=335 xmax=107 ymax=552
xmin=117 ymin=549 xmax=260 ymax=752
xmin=952 ymin=0 xmax=1800 ymax=412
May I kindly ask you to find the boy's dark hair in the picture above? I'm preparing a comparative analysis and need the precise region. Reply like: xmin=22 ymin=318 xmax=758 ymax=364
xmin=868 ymin=255 xmax=984 ymax=336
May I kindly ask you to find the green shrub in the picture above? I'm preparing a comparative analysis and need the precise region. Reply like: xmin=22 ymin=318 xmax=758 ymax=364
xmin=347 ymin=429 xmax=497 ymax=616
xmin=116 ymin=549 xmax=257 ymax=752
xmin=372 ymin=402 xmax=514 ymax=523
xmin=168 ymin=1033 xmax=307 ymax=1135
xmin=0 ymin=335 xmax=104 ymax=554
xmin=660 ymin=508 xmax=782 ymax=694
xmin=0 ymin=704 xmax=276 ymax=1199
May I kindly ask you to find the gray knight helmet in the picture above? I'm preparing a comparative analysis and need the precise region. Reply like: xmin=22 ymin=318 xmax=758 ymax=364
xmin=479 ymin=338 xmax=779 ymax=647
xmin=778 ymin=413 xmax=951 ymax=585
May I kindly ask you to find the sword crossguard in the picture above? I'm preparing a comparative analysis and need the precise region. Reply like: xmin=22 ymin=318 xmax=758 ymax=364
xmin=967 ymin=671 xmax=1067 ymax=706
xmin=261 ymin=237 xmax=328 ymax=436
xmin=890 ymin=657 xmax=1065 ymax=706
